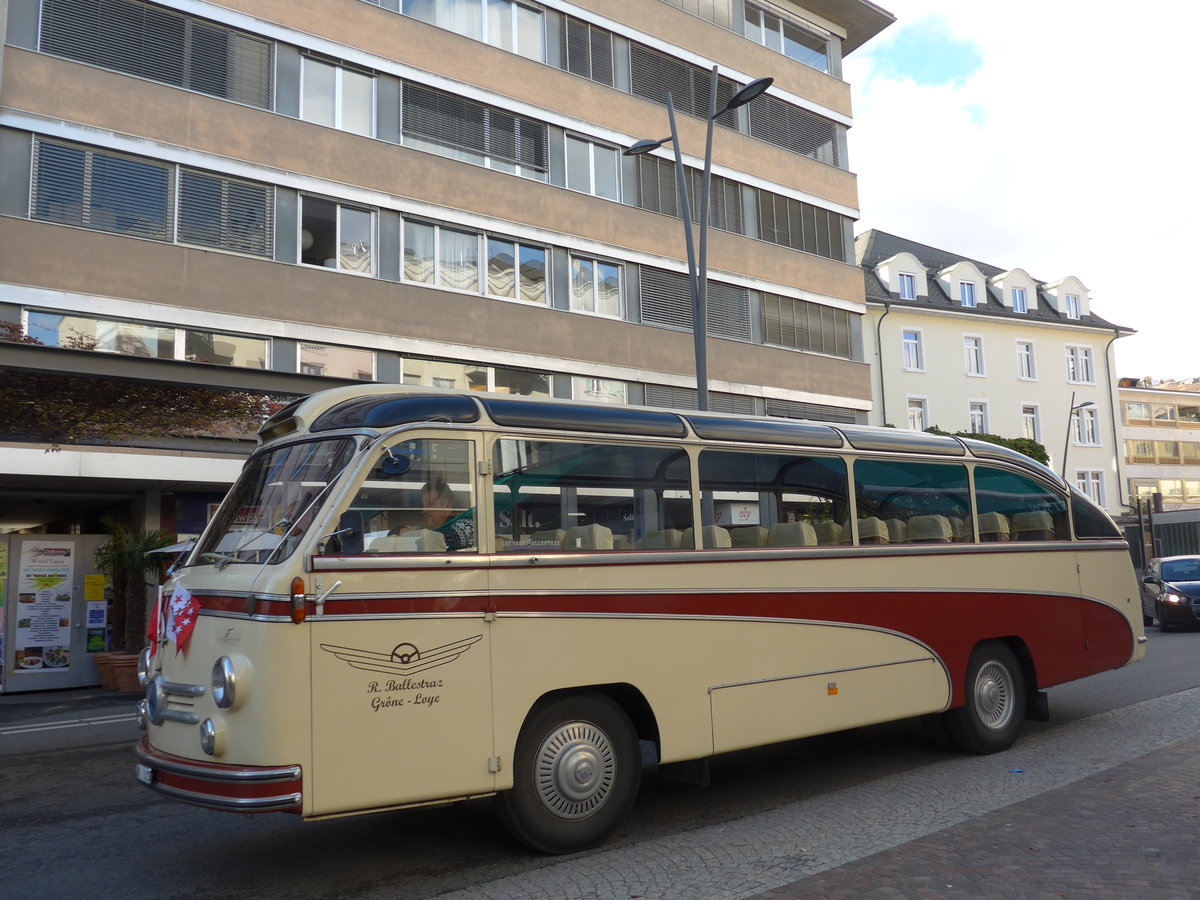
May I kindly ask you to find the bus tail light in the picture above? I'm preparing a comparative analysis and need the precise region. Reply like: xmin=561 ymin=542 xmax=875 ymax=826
xmin=291 ymin=577 xmax=307 ymax=623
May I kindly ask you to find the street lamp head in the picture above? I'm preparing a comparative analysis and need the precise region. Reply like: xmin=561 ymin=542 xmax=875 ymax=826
xmin=623 ymin=137 xmax=673 ymax=157
xmin=1073 ymin=401 xmax=1096 ymax=411
xmin=720 ymin=77 xmax=774 ymax=115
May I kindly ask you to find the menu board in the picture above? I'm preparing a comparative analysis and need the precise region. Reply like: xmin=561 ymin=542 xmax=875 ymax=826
xmin=14 ymin=540 xmax=75 ymax=672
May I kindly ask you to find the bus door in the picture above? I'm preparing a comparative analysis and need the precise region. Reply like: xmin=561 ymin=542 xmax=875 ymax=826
xmin=307 ymin=434 xmax=495 ymax=815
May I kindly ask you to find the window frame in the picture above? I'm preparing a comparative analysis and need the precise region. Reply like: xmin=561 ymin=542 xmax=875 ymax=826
xmin=897 ymin=271 xmax=916 ymax=301
xmin=1065 ymin=345 xmax=1095 ymax=384
xmin=1011 ymin=287 xmax=1027 ymax=313
xmin=299 ymin=195 xmax=377 ymax=275
xmin=1016 ymin=339 xmax=1037 ymax=381
xmin=1073 ymin=406 xmax=1101 ymax=446
xmin=901 ymin=328 xmax=924 ymax=372
xmin=300 ymin=55 xmax=377 ymax=137
xmin=1021 ymin=403 xmax=1041 ymax=442
xmin=963 ymin=334 xmax=986 ymax=377
xmin=569 ymin=254 xmax=624 ymax=319
xmin=959 ymin=281 xmax=977 ymax=308
xmin=968 ymin=400 xmax=989 ymax=435
xmin=1064 ymin=293 xmax=1082 ymax=319
xmin=905 ymin=395 xmax=928 ymax=432
xmin=1074 ymin=469 xmax=1105 ymax=506
xmin=565 ymin=134 xmax=621 ymax=201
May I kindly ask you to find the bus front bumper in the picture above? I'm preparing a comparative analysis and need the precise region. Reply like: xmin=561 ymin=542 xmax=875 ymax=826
xmin=135 ymin=736 xmax=303 ymax=814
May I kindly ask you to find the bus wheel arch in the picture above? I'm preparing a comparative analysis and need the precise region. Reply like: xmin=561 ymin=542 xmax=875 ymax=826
xmin=498 ymin=688 xmax=646 ymax=854
xmin=945 ymin=639 xmax=1027 ymax=754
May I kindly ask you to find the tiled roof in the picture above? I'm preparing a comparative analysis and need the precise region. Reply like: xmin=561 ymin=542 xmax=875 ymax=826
xmin=856 ymin=229 xmax=1133 ymax=333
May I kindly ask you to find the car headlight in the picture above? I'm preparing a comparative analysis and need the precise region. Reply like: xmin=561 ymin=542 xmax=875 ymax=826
xmin=1164 ymin=592 xmax=1186 ymax=604
xmin=199 ymin=716 xmax=225 ymax=756
xmin=211 ymin=655 xmax=252 ymax=710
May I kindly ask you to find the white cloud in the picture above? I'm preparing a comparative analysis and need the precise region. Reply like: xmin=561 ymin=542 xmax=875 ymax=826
xmin=845 ymin=0 xmax=1200 ymax=379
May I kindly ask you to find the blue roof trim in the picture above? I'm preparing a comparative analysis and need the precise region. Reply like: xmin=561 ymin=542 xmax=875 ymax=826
xmin=482 ymin=398 xmax=687 ymax=437
xmin=838 ymin=426 xmax=966 ymax=456
xmin=310 ymin=394 xmax=481 ymax=432
xmin=687 ymin=415 xmax=844 ymax=448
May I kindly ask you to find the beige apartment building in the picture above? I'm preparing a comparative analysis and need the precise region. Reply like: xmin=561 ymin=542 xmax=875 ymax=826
xmin=1119 ymin=381 xmax=1200 ymax=510
xmin=0 ymin=0 xmax=892 ymax=535
xmin=856 ymin=229 xmax=1133 ymax=515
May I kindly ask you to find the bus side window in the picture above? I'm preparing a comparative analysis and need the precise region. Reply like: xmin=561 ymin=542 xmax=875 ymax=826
xmin=493 ymin=439 xmax=691 ymax=552
xmin=974 ymin=467 xmax=1069 ymax=542
xmin=339 ymin=438 xmax=477 ymax=554
xmin=697 ymin=450 xmax=849 ymax=549
xmin=852 ymin=459 xmax=971 ymax=545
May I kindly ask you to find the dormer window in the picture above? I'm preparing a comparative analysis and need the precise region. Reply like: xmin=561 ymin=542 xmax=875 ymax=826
xmin=1011 ymin=288 xmax=1027 ymax=313
xmin=1064 ymin=294 xmax=1081 ymax=319
xmin=898 ymin=272 xmax=916 ymax=300
xmin=960 ymin=282 xmax=977 ymax=308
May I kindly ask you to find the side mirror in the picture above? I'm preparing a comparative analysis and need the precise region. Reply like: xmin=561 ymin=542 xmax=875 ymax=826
xmin=1142 ymin=575 xmax=1156 ymax=585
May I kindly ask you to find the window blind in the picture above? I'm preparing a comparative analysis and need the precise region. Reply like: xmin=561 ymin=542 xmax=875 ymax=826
xmin=403 ymin=82 xmax=548 ymax=172
xmin=39 ymin=0 xmax=273 ymax=108
xmin=178 ymin=169 xmax=274 ymax=256
xmin=639 ymin=267 xmax=750 ymax=340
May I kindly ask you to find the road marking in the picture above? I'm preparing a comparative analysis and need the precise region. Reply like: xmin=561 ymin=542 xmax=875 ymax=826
xmin=1 ymin=711 xmax=137 ymax=735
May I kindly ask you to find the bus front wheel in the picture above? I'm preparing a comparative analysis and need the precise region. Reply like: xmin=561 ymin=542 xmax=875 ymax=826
xmin=498 ymin=692 xmax=640 ymax=854
xmin=946 ymin=641 xmax=1026 ymax=754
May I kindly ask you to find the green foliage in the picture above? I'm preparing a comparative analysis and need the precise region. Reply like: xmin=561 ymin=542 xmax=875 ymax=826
xmin=924 ymin=426 xmax=1050 ymax=465
xmin=94 ymin=515 xmax=174 ymax=652
xmin=0 ymin=369 xmax=288 ymax=446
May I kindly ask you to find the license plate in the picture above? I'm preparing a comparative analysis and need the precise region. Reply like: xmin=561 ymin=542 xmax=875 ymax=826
xmin=135 ymin=762 xmax=155 ymax=785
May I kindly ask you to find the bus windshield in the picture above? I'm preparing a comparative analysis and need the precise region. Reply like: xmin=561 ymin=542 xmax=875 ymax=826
xmin=193 ymin=438 xmax=358 ymax=566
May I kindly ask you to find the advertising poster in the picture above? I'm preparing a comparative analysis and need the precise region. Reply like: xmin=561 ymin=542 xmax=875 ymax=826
xmin=85 ymin=574 xmax=107 ymax=652
xmin=14 ymin=540 xmax=75 ymax=672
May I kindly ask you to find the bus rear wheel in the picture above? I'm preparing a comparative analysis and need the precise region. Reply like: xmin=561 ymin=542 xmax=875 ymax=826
xmin=498 ymin=692 xmax=640 ymax=854
xmin=946 ymin=641 xmax=1026 ymax=755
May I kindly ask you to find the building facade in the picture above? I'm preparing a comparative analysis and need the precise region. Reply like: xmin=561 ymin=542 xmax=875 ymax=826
xmin=856 ymin=229 xmax=1131 ymax=515
xmin=0 ymin=0 xmax=893 ymax=534
xmin=1118 ymin=381 xmax=1200 ymax=510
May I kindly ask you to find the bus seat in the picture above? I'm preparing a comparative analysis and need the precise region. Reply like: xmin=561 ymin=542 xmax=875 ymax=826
xmin=948 ymin=516 xmax=968 ymax=542
xmin=1012 ymin=510 xmax=1054 ymax=541
xmin=683 ymin=525 xmax=731 ymax=549
xmin=978 ymin=512 xmax=1010 ymax=541
xmin=814 ymin=521 xmax=843 ymax=546
xmin=530 ymin=528 xmax=566 ymax=547
xmin=368 ymin=529 xmax=447 ymax=553
xmin=561 ymin=523 xmax=614 ymax=551
xmin=767 ymin=521 xmax=816 ymax=547
xmin=908 ymin=515 xmax=952 ymax=543
xmin=885 ymin=519 xmax=908 ymax=543
xmin=333 ymin=511 xmax=364 ymax=554
xmin=637 ymin=529 xmax=682 ymax=550
xmin=729 ymin=526 xmax=769 ymax=547
xmin=856 ymin=517 xmax=890 ymax=544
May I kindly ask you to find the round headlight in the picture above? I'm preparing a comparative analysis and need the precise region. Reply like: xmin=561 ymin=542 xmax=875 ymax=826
xmin=212 ymin=657 xmax=236 ymax=709
xmin=137 ymin=647 xmax=153 ymax=687
xmin=211 ymin=654 xmax=252 ymax=711
xmin=199 ymin=717 xmax=224 ymax=756
xmin=145 ymin=675 xmax=166 ymax=727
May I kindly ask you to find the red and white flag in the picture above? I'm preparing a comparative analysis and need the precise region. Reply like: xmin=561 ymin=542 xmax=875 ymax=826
xmin=147 ymin=586 xmax=164 ymax=658
xmin=165 ymin=585 xmax=200 ymax=655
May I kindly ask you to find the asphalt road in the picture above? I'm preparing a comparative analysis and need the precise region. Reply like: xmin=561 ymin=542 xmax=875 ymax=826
xmin=1 ymin=628 xmax=1197 ymax=900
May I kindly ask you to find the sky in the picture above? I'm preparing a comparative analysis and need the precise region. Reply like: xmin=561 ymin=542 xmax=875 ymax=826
xmin=842 ymin=0 xmax=1200 ymax=381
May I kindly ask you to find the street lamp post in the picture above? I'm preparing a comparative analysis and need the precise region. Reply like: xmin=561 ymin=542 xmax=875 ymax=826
xmin=624 ymin=66 xmax=772 ymax=411
xmin=1061 ymin=391 xmax=1096 ymax=478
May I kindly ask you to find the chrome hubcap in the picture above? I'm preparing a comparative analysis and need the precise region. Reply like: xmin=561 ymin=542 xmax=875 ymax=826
xmin=534 ymin=721 xmax=616 ymax=820
xmin=974 ymin=660 xmax=1014 ymax=730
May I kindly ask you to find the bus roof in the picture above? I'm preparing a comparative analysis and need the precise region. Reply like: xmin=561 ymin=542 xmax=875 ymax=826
xmin=261 ymin=385 xmax=1055 ymax=481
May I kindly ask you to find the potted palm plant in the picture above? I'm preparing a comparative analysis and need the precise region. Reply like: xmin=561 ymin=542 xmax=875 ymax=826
xmin=93 ymin=514 xmax=173 ymax=664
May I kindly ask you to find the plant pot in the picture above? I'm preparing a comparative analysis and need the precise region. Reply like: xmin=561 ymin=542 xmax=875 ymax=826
xmin=108 ymin=654 xmax=141 ymax=694
xmin=93 ymin=651 xmax=116 ymax=690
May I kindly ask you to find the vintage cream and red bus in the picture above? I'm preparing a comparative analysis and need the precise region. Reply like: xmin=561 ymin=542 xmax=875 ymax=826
xmin=135 ymin=385 xmax=1144 ymax=852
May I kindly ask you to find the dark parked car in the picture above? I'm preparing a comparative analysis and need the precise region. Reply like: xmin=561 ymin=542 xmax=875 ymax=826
xmin=1142 ymin=555 xmax=1200 ymax=631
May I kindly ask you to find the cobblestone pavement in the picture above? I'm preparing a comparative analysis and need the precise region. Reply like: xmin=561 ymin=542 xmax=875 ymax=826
xmin=748 ymin=733 xmax=1200 ymax=900
xmin=426 ymin=687 xmax=1200 ymax=900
